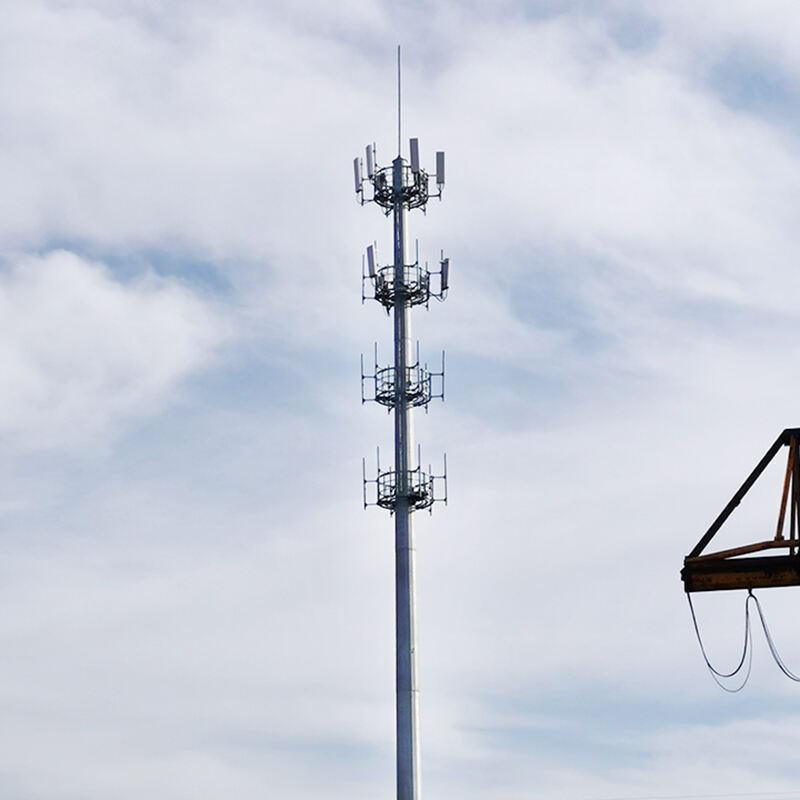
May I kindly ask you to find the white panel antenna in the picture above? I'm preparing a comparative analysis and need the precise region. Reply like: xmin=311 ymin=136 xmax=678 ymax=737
xmin=410 ymin=138 xmax=420 ymax=173
xmin=366 ymin=144 xmax=375 ymax=178
xmin=367 ymin=244 xmax=376 ymax=277
xmin=354 ymin=156 xmax=363 ymax=192
xmin=436 ymin=152 xmax=445 ymax=186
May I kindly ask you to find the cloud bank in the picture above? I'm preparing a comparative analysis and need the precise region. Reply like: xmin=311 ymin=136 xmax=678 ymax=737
xmin=2 ymin=2 xmax=800 ymax=799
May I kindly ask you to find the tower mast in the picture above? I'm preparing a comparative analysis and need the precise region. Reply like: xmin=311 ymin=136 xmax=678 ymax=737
xmin=355 ymin=50 xmax=449 ymax=800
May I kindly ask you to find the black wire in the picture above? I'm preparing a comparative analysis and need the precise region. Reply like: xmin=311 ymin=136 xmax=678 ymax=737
xmin=750 ymin=591 xmax=800 ymax=682
xmin=687 ymin=591 xmax=753 ymax=691
xmin=689 ymin=588 xmax=800 ymax=686
xmin=686 ymin=591 xmax=751 ymax=677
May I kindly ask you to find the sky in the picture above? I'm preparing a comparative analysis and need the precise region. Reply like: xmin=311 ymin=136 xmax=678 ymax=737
xmin=4 ymin=1 xmax=800 ymax=798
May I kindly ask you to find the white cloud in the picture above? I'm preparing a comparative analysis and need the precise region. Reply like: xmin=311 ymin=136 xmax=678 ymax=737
xmin=650 ymin=0 xmax=800 ymax=73
xmin=0 ymin=250 xmax=226 ymax=449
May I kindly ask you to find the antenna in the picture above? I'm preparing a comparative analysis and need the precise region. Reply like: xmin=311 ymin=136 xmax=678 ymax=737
xmin=353 ymin=156 xmax=363 ymax=193
xmin=355 ymin=54 xmax=449 ymax=800
xmin=397 ymin=45 xmax=402 ymax=156
xmin=410 ymin=138 xmax=420 ymax=173
xmin=366 ymin=143 xmax=375 ymax=178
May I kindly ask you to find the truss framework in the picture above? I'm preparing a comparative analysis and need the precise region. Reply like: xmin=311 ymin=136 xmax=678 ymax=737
xmin=682 ymin=428 xmax=800 ymax=592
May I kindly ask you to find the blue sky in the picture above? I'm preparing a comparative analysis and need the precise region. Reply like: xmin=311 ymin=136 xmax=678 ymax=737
xmin=4 ymin=1 xmax=800 ymax=798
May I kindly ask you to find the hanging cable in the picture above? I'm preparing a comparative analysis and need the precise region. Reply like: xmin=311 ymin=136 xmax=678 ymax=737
xmin=689 ymin=589 xmax=800 ymax=687
xmin=687 ymin=591 xmax=753 ymax=692
xmin=750 ymin=591 xmax=800 ymax=681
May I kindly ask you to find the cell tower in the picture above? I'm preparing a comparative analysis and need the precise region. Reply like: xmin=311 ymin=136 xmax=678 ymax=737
xmin=354 ymin=49 xmax=448 ymax=800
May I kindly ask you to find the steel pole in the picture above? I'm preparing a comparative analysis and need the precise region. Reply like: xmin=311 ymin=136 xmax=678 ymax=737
xmin=392 ymin=155 xmax=420 ymax=800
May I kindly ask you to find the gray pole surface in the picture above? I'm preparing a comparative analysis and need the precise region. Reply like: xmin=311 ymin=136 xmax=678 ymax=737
xmin=392 ymin=155 xmax=421 ymax=800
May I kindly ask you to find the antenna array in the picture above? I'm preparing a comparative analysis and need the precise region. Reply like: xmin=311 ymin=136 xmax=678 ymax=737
xmin=355 ymin=124 xmax=449 ymax=800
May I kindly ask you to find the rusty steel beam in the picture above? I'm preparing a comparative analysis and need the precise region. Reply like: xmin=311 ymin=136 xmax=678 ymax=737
xmin=687 ymin=429 xmax=792 ymax=560
xmin=688 ymin=539 xmax=795 ymax=562
xmin=775 ymin=436 xmax=795 ymax=540
xmin=682 ymin=554 xmax=800 ymax=592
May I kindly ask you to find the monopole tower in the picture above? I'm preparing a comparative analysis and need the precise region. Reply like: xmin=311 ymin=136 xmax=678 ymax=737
xmin=354 ymin=51 xmax=449 ymax=800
